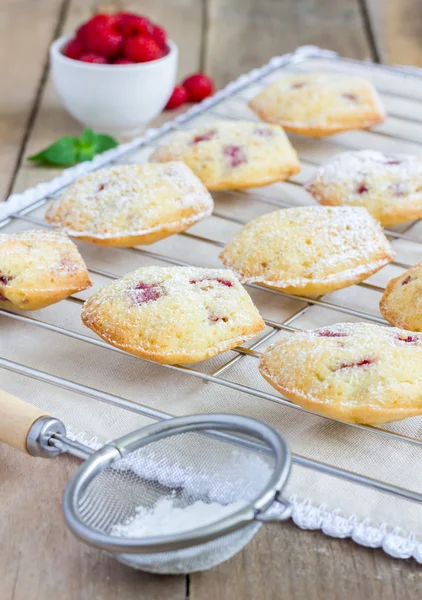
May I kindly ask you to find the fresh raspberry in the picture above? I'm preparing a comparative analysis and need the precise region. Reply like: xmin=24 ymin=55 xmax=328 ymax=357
xmin=116 ymin=13 xmax=153 ymax=37
xmin=85 ymin=25 xmax=124 ymax=59
xmin=165 ymin=85 xmax=188 ymax=110
xmin=63 ymin=37 xmax=84 ymax=60
xmin=77 ymin=14 xmax=118 ymax=44
xmin=152 ymin=24 xmax=167 ymax=49
xmin=182 ymin=73 xmax=214 ymax=102
xmin=124 ymin=35 xmax=164 ymax=62
xmin=113 ymin=57 xmax=134 ymax=64
xmin=79 ymin=53 xmax=108 ymax=64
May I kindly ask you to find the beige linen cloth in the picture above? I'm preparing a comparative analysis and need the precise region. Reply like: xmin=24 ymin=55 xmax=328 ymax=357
xmin=2 ymin=53 xmax=422 ymax=561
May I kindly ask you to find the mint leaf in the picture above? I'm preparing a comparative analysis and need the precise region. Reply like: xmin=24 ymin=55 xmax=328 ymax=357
xmin=95 ymin=134 xmax=118 ymax=153
xmin=79 ymin=127 xmax=96 ymax=146
xmin=28 ymin=136 xmax=79 ymax=166
xmin=76 ymin=128 xmax=97 ymax=162
xmin=28 ymin=128 xmax=119 ymax=167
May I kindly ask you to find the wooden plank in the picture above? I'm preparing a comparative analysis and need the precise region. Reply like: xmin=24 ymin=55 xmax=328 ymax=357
xmin=0 ymin=0 xmax=67 ymax=202
xmin=2 ymin=1 xmax=203 ymax=597
xmin=10 ymin=0 xmax=204 ymax=195
xmin=366 ymin=0 xmax=422 ymax=67
xmin=204 ymin=0 xmax=374 ymax=88
xmin=190 ymin=521 xmax=422 ymax=600
xmin=0 ymin=447 xmax=185 ymax=600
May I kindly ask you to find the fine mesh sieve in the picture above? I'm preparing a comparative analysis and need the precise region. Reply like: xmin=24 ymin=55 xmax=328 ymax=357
xmin=0 ymin=391 xmax=292 ymax=574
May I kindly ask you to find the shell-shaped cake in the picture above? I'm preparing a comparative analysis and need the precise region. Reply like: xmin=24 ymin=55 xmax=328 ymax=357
xmin=259 ymin=323 xmax=422 ymax=425
xmin=0 ymin=229 xmax=91 ymax=310
xmin=81 ymin=266 xmax=265 ymax=364
xmin=45 ymin=162 xmax=213 ymax=246
xmin=307 ymin=150 xmax=422 ymax=226
xmin=150 ymin=120 xmax=300 ymax=190
xmin=219 ymin=206 xmax=394 ymax=296
xmin=380 ymin=263 xmax=422 ymax=331
xmin=249 ymin=73 xmax=386 ymax=137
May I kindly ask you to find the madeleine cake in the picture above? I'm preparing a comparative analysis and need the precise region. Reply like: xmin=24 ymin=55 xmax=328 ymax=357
xmin=81 ymin=266 xmax=265 ymax=364
xmin=249 ymin=73 xmax=386 ymax=137
xmin=259 ymin=323 xmax=422 ymax=425
xmin=307 ymin=150 xmax=422 ymax=226
xmin=150 ymin=120 xmax=300 ymax=190
xmin=0 ymin=229 xmax=91 ymax=310
xmin=219 ymin=206 xmax=394 ymax=296
xmin=45 ymin=162 xmax=214 ymax=246
xmin=380 ymin=262 xmax=422 ymax=331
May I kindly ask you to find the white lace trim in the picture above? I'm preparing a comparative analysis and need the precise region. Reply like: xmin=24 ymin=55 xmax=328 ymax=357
xmin=66 ymin=427 xmax=422 ymax=562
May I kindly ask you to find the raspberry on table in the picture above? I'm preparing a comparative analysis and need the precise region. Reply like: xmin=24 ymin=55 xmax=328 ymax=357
xmin=182 ymin=74 xmax=214 ymax=102
xmin=165 ymin=85 xmax=188 ymax=110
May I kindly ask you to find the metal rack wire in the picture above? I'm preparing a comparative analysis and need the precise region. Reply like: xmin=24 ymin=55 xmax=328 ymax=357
xmin=2 ymin=48 xmax=422 ymax=512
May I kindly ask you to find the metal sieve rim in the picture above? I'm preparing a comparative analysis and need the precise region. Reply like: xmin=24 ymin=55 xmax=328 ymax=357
xmin=63 ymin=414 xmax=291 ymax=554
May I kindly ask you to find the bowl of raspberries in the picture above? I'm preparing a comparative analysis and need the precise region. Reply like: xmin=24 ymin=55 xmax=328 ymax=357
xmin=50 ymin=12 xmax=178 ymax=135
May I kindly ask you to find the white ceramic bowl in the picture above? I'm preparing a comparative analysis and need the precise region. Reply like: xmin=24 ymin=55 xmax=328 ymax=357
xmin=50 ymin=35 xmax=178 ymax=136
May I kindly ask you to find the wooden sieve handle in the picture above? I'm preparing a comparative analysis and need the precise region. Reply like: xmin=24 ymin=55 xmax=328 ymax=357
xmin=0 ymin=389 xmax=50 ymax=453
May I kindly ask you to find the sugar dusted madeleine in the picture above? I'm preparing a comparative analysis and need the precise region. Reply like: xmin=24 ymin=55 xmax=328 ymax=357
xmin=380 ymin=262 xmax=422 ymax=331
xmin=81 ymin=266 xmax=265 ymax=364
xmin=219 ymin=206 xmax=394 ymax=296
xmin=0 ymin=229 xmax=91 ymax=311
xmin=45 ymin=162 xmax=213 ymax=247
xmin=249 ymin=73 xmax=385 ymax=137
xmin=259 ymin=323 xmax=422 ymax=425
xmin=150 ymin=120 xmax=300 ymax=190
xmin=307 ymin=150 xmax=422 ymax=226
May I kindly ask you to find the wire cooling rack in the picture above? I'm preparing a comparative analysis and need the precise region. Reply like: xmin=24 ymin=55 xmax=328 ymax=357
xmin=2 ymin=46 xmax=422 ymax=552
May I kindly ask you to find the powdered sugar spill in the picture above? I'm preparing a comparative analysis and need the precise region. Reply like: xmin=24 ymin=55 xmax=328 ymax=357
xmin=111 ymin=497 xmax=246 ymax=538
xmin=114 ymin=448 xmax=273 ymax=505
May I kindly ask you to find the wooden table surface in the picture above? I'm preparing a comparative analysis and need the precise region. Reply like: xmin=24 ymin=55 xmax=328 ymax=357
xmin=1 ymin=1 xmax=422 ymax=598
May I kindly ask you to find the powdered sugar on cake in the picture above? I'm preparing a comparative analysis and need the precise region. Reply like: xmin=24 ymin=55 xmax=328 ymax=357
xmin=45 ymin=162 xmax=213 ymax=242
xmin=81 ymin=266 xmax=264 ymax=364
xmin=220 ymin=206 xmax=394 ymax=296
xmin=307 ymin=150 xmax=422 ymax=189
